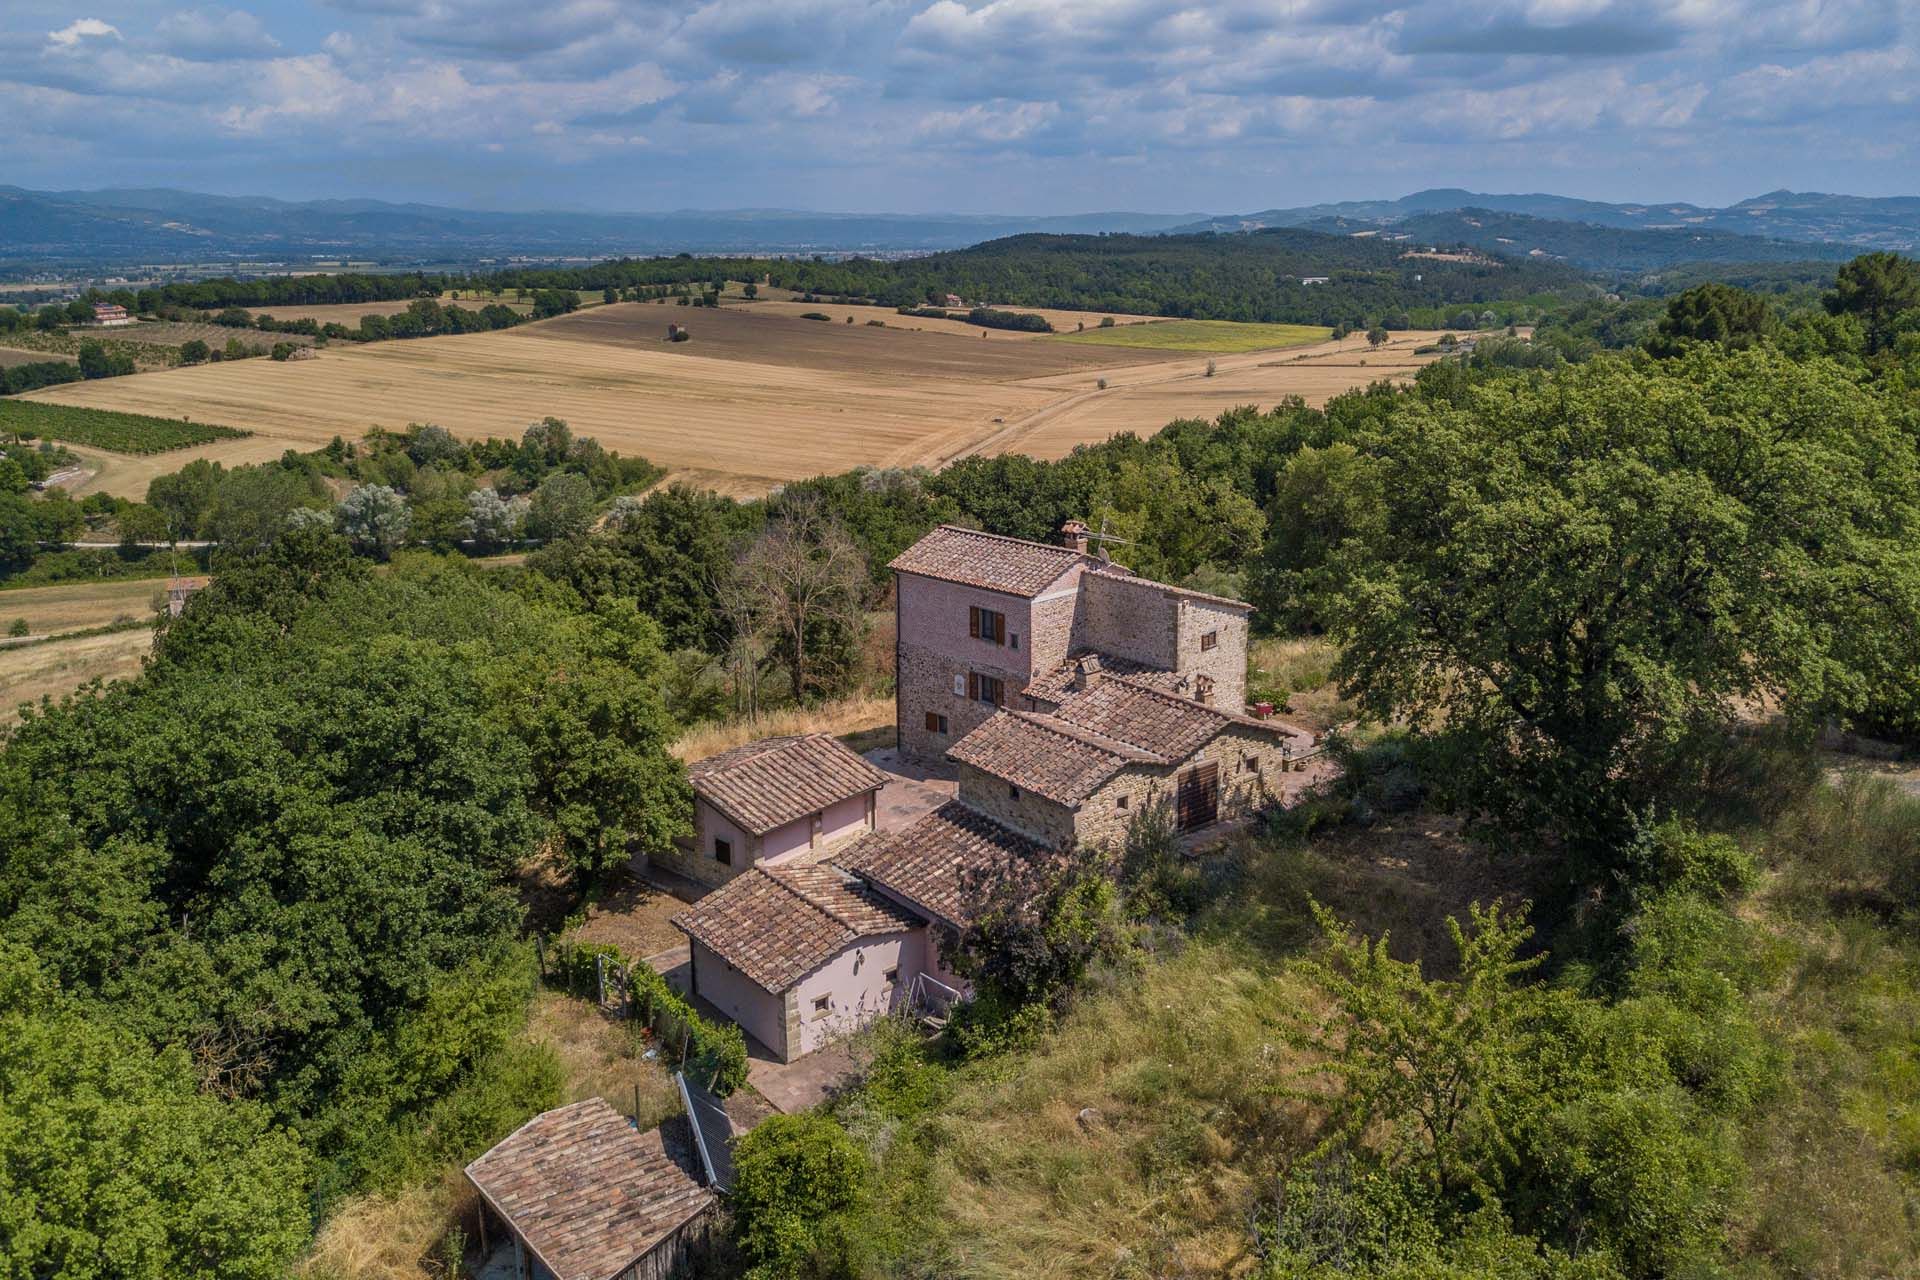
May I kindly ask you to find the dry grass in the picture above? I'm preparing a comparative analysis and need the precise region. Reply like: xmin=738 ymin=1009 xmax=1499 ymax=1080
xmin=526 ymin=991 xmax=684 ymax=1126
xmin=736 ymin=298 xmax=1159 ymax=340
xmin=0 ymin=627 xmax=151 ymax=724
xmin=296 ymin=1173 xmax=476 ymax=1280
xmin=922 ymin=941 xmax=1322 ymax=1278
xmin=671 ymin=691 xmax=893 ymax=761
xmin=1248 ymin=634 xmax=1354 ymax=734
xmin=0 ymin=346 xmax=72 ymax=369
xmin=0 ymin=578 xmax=166 ymax=635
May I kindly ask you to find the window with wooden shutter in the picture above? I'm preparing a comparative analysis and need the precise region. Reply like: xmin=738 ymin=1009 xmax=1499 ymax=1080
xmin=968 ymin=606 xmax=980 ymax=638
xmin=1200 ymin=630 xmax=1218 ymax=651
xmin=968 ymin=673 xmax=1004 ymax=706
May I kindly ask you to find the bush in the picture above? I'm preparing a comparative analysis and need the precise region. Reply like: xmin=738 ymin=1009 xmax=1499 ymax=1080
xmin=966 ymin=306 xmax=1051 ymax=333
xmin=730 ymin=1114 xmax=869 ymax=1276
xmin=800 ymin=312 xmax=832 ymax=322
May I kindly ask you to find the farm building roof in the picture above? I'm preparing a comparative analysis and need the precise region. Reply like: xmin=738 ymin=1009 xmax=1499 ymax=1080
xmin=686 ymin=734 xmax=888 ymax=837
xmin=950 ymin=676 xmax=1316 ymax=801
xmin=672 ymin=865 xmax=920 ymax=994
xmin=836 ymin=800 xmax=1056 ymax=928
xmin=947 ymin=708 xmax=1162 ymax=805
xmin=464 ymin=1098 xmax=712 ymax=1280
xmin=888 ymin=524 xmax=1088 ymax=597
xmin=1022 ymin=651 xmax=1187 ymax=705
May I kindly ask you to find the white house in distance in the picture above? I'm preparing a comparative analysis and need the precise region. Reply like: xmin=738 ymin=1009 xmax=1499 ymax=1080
xmin=652 ymin=734 xmax=887 ymax=890
xmin=91 ymin=303 xmax=133 ymax=327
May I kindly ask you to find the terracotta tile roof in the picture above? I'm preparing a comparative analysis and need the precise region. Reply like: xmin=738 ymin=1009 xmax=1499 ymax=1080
xmin=687 ymin=734 xmax=888 ymax=836
xmin=1022 ymin=651 xmax=1184 ymax=704
xmin=888 ymin=524 xmax=1087 ymax=597
xmin=672 ymin=865 xmax=920 ymax=993
xmin=836 ymin=800 xmax=1056 ymax=927
xmin=465 ymin=1099 xmax=712 ymax=1280
xmin=1050 ymin=677 xmax=1232 ymax=760
xmin=947 ymin=709 xmax=1161 ymax=804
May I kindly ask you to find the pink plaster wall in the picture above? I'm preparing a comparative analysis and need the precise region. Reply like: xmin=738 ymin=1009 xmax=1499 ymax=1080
xmin=757 ymin=793 xmax=875 ymax=867
xmin=791 ymin=931 xmax=916 ymax=1057
xmin=758 ymin=814 xmax=813 ymax=862
xmin=896 ymin=573 xmax=1041 ymax=676
xmin=690 ymin=938 xmax=788 ymax=1058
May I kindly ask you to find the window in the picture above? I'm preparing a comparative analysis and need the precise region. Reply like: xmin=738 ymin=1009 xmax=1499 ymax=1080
xmin=967 ymin=672 xmax=1005 ymax=706
xmin=1115 ymin=794 xmax=1129 ymax=811
xmin=883 ymin=966 xmax=899 ymax=986
xmin=1200 ymin=630 xmax=1218 ymax=651
xmin=1008 ymin=784 xmax=1021 ymax=801
xmin=968 ymin=605 xmax=1007 ymax=646
xmin=713 ymin=837 xmax=732 ymax=865
xmin=1244 ymin=753 xmax=1263 ymax=776
xmin=1010 ymin=633 xmax=1019 ymax=650
xmin=925 ymin=711 xmax=949 ymax=734
xmin=812 ymin=995 xmax=831 ymax=1017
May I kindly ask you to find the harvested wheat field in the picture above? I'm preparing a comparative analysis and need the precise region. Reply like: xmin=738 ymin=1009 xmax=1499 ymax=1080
xmin=55 ymin=436 xmax=297 ymax=501
xmin=0 ymin=628 xmax=152 ymax=724
xmin=0 ymin=578 xmax=166 ymax=636
xmin=0 ymin=347 xmax=73 ymax=369
xmin=24 ymin=308 xmax=1458 ymax=495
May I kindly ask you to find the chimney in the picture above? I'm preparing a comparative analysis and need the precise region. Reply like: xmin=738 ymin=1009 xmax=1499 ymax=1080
xmin=1069 ymin=653 xmax=1103 ymax=692
xmin=1060 ymin=519 xmax=1089 ymax=553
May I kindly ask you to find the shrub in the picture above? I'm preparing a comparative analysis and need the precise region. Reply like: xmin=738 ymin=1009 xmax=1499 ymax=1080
xmin=730 ymin=1114 xmax=869 ymax=1275
xmin=7 ymin=618 xmax=27 ymax=637
xmin=800 ymin=312 xmax=831 ymax=322
xmin=966 ymin=306 xmax=1051 ymax=333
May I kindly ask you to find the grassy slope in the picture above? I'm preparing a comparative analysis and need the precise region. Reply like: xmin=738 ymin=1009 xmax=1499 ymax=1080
xmin=1052 ymin=320 xmax=1332 ymax=353
xmin=859 ymin=779 xmax=1920 ymax=1280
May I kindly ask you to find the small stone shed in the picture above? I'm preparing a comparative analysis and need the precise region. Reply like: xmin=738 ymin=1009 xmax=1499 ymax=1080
xmin=673 ymin=864 xmax=922 ymax=1062
xmin=657 ymin=734 xmax=889 ymax=889
xmin=464 ymin=1098 xmax=715 ymax=1280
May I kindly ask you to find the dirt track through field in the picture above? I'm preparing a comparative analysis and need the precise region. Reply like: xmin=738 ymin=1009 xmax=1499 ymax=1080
xmin=23 ymin=307 xmax=1457 ymax=496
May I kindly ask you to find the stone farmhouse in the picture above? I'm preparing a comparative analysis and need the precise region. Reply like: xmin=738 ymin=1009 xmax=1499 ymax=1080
xmin=670 ymin=523 xmax=1318 ymax=1062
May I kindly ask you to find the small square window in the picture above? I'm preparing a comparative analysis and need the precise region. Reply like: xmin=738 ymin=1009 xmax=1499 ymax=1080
xmin=1116 ymin=794 xmax=1129 ymax=811
xmin=812 ymin=995 xmax=831 ymax=1016
xmin=1010 ymin=633 xmax=1019 ymax=650
xmin=713 ymin=837 xmax=732 ymax=865
xmin=1200 ymin=630 xmax=1218 ymax=651
xmin=1008 ymin=784 xmax=1021 ymax=801
xmin=883 ymin=967 xmax=899 ymax=985
xmin=925 ymin=711 xmax=949 ymax=734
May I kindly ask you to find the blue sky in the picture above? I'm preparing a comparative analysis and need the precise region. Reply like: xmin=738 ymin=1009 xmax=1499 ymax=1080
xmin=3 ymin=1 xmax=1914 ymax=214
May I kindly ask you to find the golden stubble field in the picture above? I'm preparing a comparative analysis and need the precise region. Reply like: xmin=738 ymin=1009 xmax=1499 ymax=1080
xmin=24 ymin=304 xmax=1455 ymax=497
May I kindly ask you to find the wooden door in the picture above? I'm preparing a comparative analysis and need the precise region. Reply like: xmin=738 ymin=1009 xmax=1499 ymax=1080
xmin=1176 ymin=762 xmax=1219 ymax=831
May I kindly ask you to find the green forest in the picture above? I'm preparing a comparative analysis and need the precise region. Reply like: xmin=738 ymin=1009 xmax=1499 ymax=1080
xmin=1 ymin=254 xmax=1917 ymax=1278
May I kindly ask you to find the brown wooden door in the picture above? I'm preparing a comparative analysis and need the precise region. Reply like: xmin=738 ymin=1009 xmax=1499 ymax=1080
xmin=1176 ymin=762 xmax=1219 ymax=831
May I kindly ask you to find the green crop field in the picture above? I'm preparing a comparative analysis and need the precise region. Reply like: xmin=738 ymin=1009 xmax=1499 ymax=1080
xmin=1051 ymin=319 xmax=1332 ymax=353
xmin=0 ymin=401 xmax=252 ymax=454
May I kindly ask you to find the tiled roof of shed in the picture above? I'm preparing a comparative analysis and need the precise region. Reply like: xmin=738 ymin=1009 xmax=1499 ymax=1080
xmin=671 ymin=865 xmax=920 ymax=994
xmin=948 ymin=708 xmax=1163 ymax=805
xmin=1050 ymin=677 xmax=1232 ymax=760
xmin=687 ymin=734 xmax=888 ymax=836
xmin=836 ymin=800 xmax=1055 ymax=928
xmin=465 ymin=1099 xmax=712 ymax=1280
xmin=888 ymin=524 xmax=1087 ymax=597
xmin=1022 ymin=652 xmax=1186 ymax=704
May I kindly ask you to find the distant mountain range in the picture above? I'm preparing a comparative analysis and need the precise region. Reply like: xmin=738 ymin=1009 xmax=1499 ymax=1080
xmin=0 ymin=184 xmax=1912 ymax=276
xmin=0 ymin=187 xmax=1203 ymax=266
xmin=1175 ymin=188 xmax=1920 ymax=259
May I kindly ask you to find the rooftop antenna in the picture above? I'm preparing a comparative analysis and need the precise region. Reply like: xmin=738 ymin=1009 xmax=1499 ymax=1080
xmin=1089 ymin=514 xmax=1133 ymax=562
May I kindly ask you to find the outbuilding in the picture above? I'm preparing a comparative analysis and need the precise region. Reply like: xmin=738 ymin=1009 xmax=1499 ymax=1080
xmin=659 ymin=734 xmax=888 ymax=889
xmin=672 ymin=863 xmax=922 ymax=1062
xmin=464 ymin=1098 xmax=715 ymax=1280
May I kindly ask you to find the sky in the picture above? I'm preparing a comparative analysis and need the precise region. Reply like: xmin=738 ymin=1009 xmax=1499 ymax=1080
xmin=2 ymin=1 xmax=1915 ymax=215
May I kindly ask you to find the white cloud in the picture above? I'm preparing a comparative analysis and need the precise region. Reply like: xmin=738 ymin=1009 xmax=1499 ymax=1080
xmin=47 ymin=18 xmax=120 ymax=48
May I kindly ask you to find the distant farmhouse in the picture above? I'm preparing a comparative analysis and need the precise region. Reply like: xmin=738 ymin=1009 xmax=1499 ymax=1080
xmin=664 ymin=522 xmax=1319 ymax=1064
xmin=90 ymin=302 xmax=133 ymax=327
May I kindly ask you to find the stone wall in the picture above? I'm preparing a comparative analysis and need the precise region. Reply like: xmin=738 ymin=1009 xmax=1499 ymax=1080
xmin=1070 ymin=723 xmax=1298 ymax=846
xmin=895 ymin=568 xmax=1046 ymax=765
xmin=652 ymin=798 xmax=758 ymax=888
xmin=1025 ymin=565 xmax=1088 ymax=675
xmin=1173 ymin=597 xmax=1251 ymax=709
xmin=1073 ymin=572 xmax=1177 ymax=669
xmin=956 ymin=762 xmax=1076 ymax=846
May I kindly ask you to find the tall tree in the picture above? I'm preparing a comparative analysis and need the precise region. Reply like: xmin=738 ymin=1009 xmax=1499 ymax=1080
xmin=1310 ymin=347 xmax=1920 ymax=877
xmin=1824 ymin=252 xmax=1920 ymax=354
xmin=732 ymin=494 xmax=868 ymax=703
